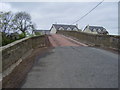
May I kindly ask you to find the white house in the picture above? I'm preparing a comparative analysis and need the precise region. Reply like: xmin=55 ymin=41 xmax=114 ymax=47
xmin=50 ymin=24 xmax=79 ymax=34
xmin=83 ymin=25 xmax=109 ymax=35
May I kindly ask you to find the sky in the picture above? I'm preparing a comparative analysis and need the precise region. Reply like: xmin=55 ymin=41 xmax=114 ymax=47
xmin=0 ymin=1 xmax=119 ymax=35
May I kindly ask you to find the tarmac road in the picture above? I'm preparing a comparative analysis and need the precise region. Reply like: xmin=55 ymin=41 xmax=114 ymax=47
xmin=21 ymin=34 xmax=118 ymax=88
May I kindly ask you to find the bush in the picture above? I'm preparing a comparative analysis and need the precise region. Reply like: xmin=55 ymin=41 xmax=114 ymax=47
xmin=2 ymin=33 xmax=15 ymax=46
xmin=35 ymin=32 xmax=41 ymax=36
xmin=19 ymin=33 xmax=25 ymax=39
xmin=2 ymin=32 xmax=25 ymax=46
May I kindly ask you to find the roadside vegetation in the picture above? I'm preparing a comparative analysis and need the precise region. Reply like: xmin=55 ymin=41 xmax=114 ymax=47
xmin=0 ymin=11 xmax=38 ymax=46
xmin=34 ymin=32 xmax=41 ymax=36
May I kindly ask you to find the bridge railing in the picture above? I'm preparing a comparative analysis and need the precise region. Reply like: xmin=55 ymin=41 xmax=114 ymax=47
xmin=57 ymin=30 xmax=120 ymax=51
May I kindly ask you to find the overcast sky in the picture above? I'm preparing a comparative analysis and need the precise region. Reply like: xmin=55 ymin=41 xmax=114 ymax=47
xmin=0 ymin=1 xmax=118 ymax=35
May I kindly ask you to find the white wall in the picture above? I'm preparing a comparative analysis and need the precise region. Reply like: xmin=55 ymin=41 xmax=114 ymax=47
xmin=84 ymin=28 xmax=98 ymax=34
xmin=50 ymin=26 xmax=57 ymax=34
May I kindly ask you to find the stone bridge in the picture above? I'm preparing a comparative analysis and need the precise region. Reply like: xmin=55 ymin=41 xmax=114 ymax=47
xmin=1 ymin=31 xmax=119 ymax=89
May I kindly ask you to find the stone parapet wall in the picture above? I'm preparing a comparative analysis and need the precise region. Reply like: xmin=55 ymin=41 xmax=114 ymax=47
xmin=1 ymin=35 xmax=50 ymax=72
xmin=58 ymin=31 xmax=120 ymax=50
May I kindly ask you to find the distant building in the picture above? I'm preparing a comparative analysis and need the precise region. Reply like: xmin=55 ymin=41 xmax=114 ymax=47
xmin=83 ymin=25 xmax=109 ymax=35
xmin=33 ymin=30 xmax=50 ymax=35
xmin=50 ymin=24 xmax=79 ymax=34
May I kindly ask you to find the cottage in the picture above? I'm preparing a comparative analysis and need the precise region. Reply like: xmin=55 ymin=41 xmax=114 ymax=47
xmin=83 ymin=25 xmax=109 ymax=35
xmin=50 ymin=24 xmax=79 ymax=34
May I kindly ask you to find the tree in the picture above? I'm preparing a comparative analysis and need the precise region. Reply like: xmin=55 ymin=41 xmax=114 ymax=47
xmin=0 ymin=11 xmax=14 ymax=34
xmin=31 ymin=23 xmax=36 ymax=35
xmin=14 ymin=11 xmax=34 ymax=37
xmin=0 ymin=11 xmax=37 ymax=46
xmin=34 ymin=32 xmax=41 ymax=36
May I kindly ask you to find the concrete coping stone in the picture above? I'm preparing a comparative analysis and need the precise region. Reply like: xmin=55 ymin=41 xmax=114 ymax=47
xmin=0 ymin=37 xmax=30 ymax=52
xmin=0 ymin=35 xmax=46 ymax=52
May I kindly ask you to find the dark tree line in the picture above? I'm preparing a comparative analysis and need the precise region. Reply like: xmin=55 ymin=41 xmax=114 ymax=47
xmin=0 ymin=11 xmax=36 ymax=46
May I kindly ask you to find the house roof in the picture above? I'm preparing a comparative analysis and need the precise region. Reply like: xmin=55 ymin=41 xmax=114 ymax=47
xmin=84 ymin=25 xmax=108 ymax=34
xmin=51 ymin=24 xmax=79 ymax=30
xmin=89 ymin=26 xmax=105 ymax=31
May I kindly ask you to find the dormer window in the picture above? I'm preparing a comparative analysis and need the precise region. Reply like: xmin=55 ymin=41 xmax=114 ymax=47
xmin=67 ymin=27 xmax=71 ymax=31
xmin=103 ymin=28 xmax=106 ymax=31
xmin=98 ymin=29 xmax=101 ymax=32
xmin=73 ymin=27 xmax=78 ymax=31
xmin=93 ymin=29 xmax=96 ymax=32
xmin=59 ymin=27 xmax=64 ymax=30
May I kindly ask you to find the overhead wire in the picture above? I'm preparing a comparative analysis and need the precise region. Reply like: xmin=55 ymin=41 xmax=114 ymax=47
xmin=71 ymin=0 xmax=104 ymax=25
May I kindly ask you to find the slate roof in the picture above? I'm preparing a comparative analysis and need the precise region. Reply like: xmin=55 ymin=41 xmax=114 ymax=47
xmin=51 ymin=24 xmax=79 ymax=30
xmin=84 ymin=25 xmax=108 ymax=34
xmin=89 ymin=26 xmax=105 ymax=31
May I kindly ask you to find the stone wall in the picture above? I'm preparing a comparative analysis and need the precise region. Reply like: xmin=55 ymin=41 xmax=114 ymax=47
xmin=1 ymin=35 xmax=51 ymax=88
xmin=1 ymin=35 xmax=50 ymax=72
xmin=57 ymin=31 xmax=120 ymax=50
